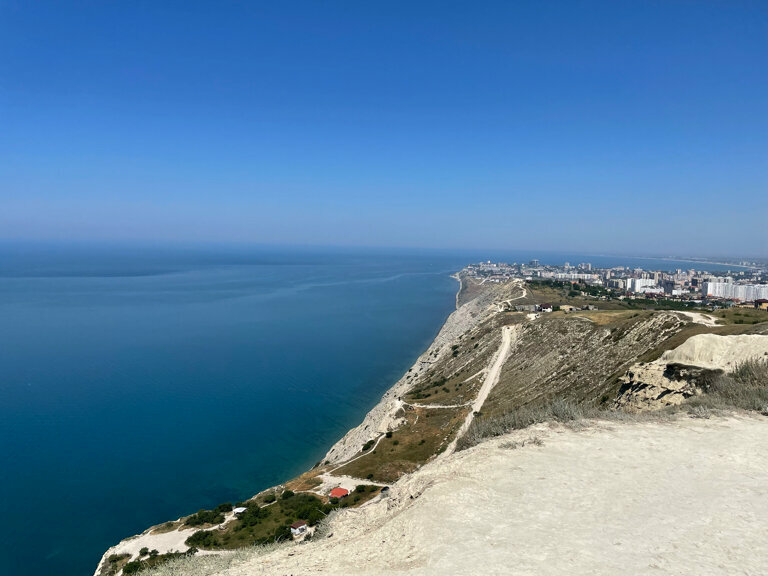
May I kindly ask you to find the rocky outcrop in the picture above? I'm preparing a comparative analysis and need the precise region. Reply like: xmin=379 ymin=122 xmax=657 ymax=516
xmin=615 ymin=362 xmax=713 ymax=410
xmin=615 ymin=333 xmax=768 ymax=411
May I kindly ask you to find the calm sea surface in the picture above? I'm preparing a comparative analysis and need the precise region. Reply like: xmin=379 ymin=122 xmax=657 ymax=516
xmin=0 ymin=245 xmax=742 ymax=576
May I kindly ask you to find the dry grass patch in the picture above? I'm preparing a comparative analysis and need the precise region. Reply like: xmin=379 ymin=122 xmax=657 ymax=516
xmin=571 ymin=310 xmax=652 ymax=326
xmin=334 ymin=406 xmax=468 ymax=483
xmin=713 ymin=308 xmax=768 ymax=326
xmin=285 ymin=470 xmax=324 ymax=492
xmin=150 ymin=520 xmax=182 ymax=535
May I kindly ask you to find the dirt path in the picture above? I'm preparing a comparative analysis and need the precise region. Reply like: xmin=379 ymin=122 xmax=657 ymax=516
xmin=328 ymin=433 xmax=387 ymax=474
xmin=676 ymin=311 xmax=719 ymax=326
xmin=495 ymin=280 xmax=527 ymax=309
xmin=402 ymin=401 xmax=472 ymax=409
xmin=443 ymin=324 xmax=517 ymax=456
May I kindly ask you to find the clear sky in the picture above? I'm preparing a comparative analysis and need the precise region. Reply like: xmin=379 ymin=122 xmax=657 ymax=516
xmin=1 ymin=1 xmax=766 ymax=256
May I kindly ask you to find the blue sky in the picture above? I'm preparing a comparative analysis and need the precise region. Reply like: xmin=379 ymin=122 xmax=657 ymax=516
xmin=1 ymin=1 xmax=766 ymax=256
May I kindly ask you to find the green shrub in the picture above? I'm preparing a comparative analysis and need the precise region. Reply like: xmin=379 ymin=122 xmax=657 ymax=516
xmin=184 ymin=509 xmax=225 ymax=526
xmin=281 ymin=490 xmax=294 ymax=500
xmin=123 ymin=561 xmax=142 ymax=574
xmin=186 ymin=530 xmax=219 ymax=549
xmin=107 ymin=553 xmax=129 ymax=564
xmin=273 ymin=525 xmax=292 ymax=542
xmin=362 ymin=440 xmax=375 ymax=451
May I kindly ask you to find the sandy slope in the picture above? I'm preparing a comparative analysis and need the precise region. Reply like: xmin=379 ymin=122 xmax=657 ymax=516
xmin=224 ymin=416 xmax=768 ymax=576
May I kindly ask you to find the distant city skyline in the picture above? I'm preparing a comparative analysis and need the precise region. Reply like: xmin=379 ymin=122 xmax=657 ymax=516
xmin=1 ymin=1 xmax=766 ymax=257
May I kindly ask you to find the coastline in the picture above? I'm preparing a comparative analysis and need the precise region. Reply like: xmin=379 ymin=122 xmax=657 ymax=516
xmin=322 ymin=272 xmax=482 ymax=465
xmin=95 ymin=271 xmax=473 ymax=574
xmin=94 ymin=268 xmax=768 ymax=576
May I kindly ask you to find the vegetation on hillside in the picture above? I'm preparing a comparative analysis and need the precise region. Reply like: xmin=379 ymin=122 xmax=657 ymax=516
xmin=184 ymin=487 xmax=380 ymax=550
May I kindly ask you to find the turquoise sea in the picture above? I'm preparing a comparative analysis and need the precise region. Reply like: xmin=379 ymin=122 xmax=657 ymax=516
xmin=0 ymin=244 xmax=743 ymax=576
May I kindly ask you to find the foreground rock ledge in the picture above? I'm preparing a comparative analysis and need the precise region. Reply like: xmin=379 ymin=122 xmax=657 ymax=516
xmin=220 ymin=416 xmax=767 ymax=576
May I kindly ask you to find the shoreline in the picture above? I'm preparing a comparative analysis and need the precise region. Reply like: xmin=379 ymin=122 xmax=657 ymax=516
xmin=95 ymin=271 xmax=470 ymax=574
xmin=322 ymin=271 xmax=474 ymax=464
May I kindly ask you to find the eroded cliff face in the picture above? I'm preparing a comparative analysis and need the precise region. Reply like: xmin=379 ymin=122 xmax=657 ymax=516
xmin=615 ymin=362 xmax=712 ymax=410
xmin=322 ymin=276 xmax=525 ymax=465
xmin=616 ymin=333 xmax=768 ymax=411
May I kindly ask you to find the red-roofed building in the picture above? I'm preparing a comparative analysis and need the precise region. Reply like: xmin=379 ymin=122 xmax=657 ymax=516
xmin=329 ymin=487 xmax=349 ymax=499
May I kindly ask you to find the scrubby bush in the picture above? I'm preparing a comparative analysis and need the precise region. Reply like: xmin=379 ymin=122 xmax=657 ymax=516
xmin=185 ymin=509 xmax=225 ymax=527
xmin=107 ymin=553 xmax=129 ymax=564
xmin=695 ymin=358 xmax=768 ymax=411
xmin=280 ymin=490 xmax=294 ymax=500
xmin=273 ymin=525 xmax=292 ymax=542
xmin=186 ymin=530 xmax=219 ymax=549
xmin=123 ymin=561 xmax=143 ymax=574
xmin=362 ymin=440 xmax=375 ymax=451
xmin=262 ymin=492 xmax=276 ymax=504
xmin=236 ymin=502 xmax=269 ymax=528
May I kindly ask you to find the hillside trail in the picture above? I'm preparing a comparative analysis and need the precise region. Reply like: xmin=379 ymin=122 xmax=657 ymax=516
xmin=442 ymin=324 xmax=517 ymax=457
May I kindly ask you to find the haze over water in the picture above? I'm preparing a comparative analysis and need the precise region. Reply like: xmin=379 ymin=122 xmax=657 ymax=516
xmin=0 ymin=244 xmax=743 ymax=576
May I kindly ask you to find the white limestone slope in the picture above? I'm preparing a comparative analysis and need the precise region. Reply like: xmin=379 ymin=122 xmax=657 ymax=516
xmin=661 ymin=333 xmax=768 ymax=371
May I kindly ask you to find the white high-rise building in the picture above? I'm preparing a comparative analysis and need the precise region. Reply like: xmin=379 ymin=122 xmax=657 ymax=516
xmin=627 ymin=278 xmax=657 ymax=292
xmin=702 ymin=282 xmax=768 ymax=301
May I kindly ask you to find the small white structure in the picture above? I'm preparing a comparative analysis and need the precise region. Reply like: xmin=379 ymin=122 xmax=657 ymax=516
xmin=233 ymin=507 xmax=247 ymax=515
xmin=290 ymin=520 xmax=308 ymax=536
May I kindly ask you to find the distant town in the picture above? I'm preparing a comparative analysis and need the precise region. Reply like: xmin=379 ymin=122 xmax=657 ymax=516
xmin=465 ymin=259 xmax=768 ymax=309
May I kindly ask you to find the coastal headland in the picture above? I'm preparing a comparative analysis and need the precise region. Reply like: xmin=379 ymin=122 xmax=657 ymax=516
xmin=96 ymin=266 xmax=768 ymax=576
